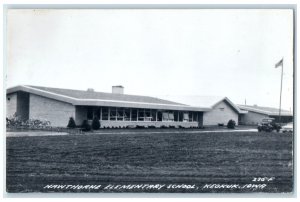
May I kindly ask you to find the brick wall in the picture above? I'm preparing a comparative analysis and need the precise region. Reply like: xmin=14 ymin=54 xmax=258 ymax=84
xmin=6 ymin=93 xmax=17 ymax=118
xmin=203 ymin=101 xmax=238 ymax=126
xmin=17 ymin=92 xmax=29 ymax=121
xmin=100 ymin=121 xmax=198 ymax=128
xmin=29 ymin=94 xmax=75 ymax=127
xmin=240 ymin=111 xmax=269 ymax=125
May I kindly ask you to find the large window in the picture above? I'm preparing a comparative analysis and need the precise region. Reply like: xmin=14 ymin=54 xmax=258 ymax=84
xmin=162 ymin=112 xmax=169 ymax=121
xmin=189 ymin=112 xmax=193 ymax=122
xmin=124 ymin=108 xmax=130 ymax=121
xmin=168 ymin=112 xmax=174 ymax=121
xmin=138 ymin=109 xmax=144 ymax=121
xmin=151 ymin=110 xmax=157 ymax=121
xmin=145 ymin=109 xmax=152 ymax=121
xmin=131 ymin=109 xmax=137 ymax=121
xmin=183 ymin=112 xmax=189 ymax=122
xmin=110 ymin=108 xmax=117 ymax=121
xmin=193 ymin=112 xmax=198 ymax=122
xmin=174 ymin=111 xmax=178 ymax=122
xmin=117 ymin=108 xmax=124 ymax=121
xmin=179 ymin=111 xmax=183 ymax=122
xmin=157 ymin=111 xmax=162 ymax=121
xmin=93 ymin=108 xmax=100 ymax=120
xmin=102 ymin=107 xmax=109 ymax=120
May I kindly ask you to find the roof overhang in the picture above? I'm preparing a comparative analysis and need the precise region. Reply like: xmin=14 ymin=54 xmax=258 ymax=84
xmin=7 ymin=85 xmax=210 ymax=112
xmin=238 ymin=105 xmax=293 ymax=116
xmin=211 ymin=97 xmax=245 ymax=114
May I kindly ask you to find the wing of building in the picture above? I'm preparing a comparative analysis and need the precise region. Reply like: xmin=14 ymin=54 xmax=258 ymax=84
xmin=159 ymin=95 xmax=246 ymax=126
xmin=238 ymin=104 xmax=293 ymax=125
xmin=7 ymin=85 xmax=212 ymax=128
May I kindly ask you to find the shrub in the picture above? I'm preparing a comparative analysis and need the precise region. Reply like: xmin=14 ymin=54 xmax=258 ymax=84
xmin=126 ymin=125 xmax=136 ymax=129
xmin=67 ymin=117 xmax=76 ymax=128
xmin=6 ymin=114 xmax=51 ymax=129
xmin=91 ymin=117 xmax=100 ymax=130
xmin=6 ymin=113 xmax=22 ymax=127
xmin=25 ymin=119 xmax=51 ymax=128
xmin=81 ymin=120 xmax=91 ymax=131
xmin=136 ymin=125 xmax=145 ymax=129
xmin=227 ymin=119 xmax=236 ymax=129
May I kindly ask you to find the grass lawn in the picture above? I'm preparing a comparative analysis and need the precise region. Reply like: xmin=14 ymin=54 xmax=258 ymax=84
xmin=6 ymin=130 xmax=293 ymax=193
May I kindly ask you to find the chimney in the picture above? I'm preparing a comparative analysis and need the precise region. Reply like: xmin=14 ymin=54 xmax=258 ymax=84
xmin=87 ymin=88 xmax=94 ymax=92
xmin=112 ymin=85 xmax=124 ymax=94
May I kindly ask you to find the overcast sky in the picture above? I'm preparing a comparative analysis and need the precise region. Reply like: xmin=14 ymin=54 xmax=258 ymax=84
xmin=6 ymin=9 xmax=294 ymax=111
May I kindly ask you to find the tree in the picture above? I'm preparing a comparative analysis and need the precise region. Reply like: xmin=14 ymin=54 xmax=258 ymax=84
xmin=92 ymin=116 xmax=101 ymax=130
xmin=67 ymin=117 xmax=76 ymax=128
xmin=227 ymin=119 xmax=236 ymax=129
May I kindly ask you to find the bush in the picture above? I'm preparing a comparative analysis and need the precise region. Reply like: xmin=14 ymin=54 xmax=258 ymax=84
xmin=227 ymin=119 xmax=236 ymax=129
xmin=67 ymin=117 xmax=76 ymax=128
xmin=6 ymin=113 xmax=51 ymax=128
xmin=136 ymin=125 xmax=145 ymax=129
xmin=91 ymin=117 xmax=100 ymax=130
xmin=81 ymin=120 xmax=91 ymax=131
xmin=25 ymin=119 xmax=51 ymax=128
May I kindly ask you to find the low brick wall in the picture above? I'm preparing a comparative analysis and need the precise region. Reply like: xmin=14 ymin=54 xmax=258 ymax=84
xmin=100 ymin=121 xmax=199 ymax=128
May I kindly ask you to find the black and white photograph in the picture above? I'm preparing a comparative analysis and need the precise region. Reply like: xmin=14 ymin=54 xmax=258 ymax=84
xmin=4 ymin=6 xmax=295 ymax=195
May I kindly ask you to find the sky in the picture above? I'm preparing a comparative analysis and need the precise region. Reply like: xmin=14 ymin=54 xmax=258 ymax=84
xmin=6 ymin=9 xmax=294 ymax=111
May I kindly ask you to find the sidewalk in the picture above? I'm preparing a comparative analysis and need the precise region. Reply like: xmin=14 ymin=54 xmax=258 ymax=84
xmin=6 ymin=128 xmax=258 ymax=137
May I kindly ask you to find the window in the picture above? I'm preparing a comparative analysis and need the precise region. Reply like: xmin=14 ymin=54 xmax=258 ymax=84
xmin=174 ymin=111 xmax=178 ymax=122
xmin=189 ymin=112 xmax=193 ymax=122
xmin=168 ymin=112 xmax=174 ymax=121
xmin=179 ymin=111 xmax=183 ymax=122
xmin=151 ymin=110 xmax=157 ymax=121
xmin=117 ymin=108 xmax=124 ymax=121
xmin=157 ymin=111 xmax=162 ymax=121
xmin=101 ymin=107 xmax=109 ymax=120
xmin=94 ymin=108 xmax=100 ymax=120
xmin=162 ymin=112 xmax=169 ymax=121
xmin=124 ymin=108 xmax=130 ymax=121
xmin=193 ymin=112 xmax=198 ymax=122
xmin=183 ymin=113 xmax=189 ymax=122
xmin=7 ymin=97 xmax=10 ymax=101
xmin=110 ymin=108 xmax=117 ymax=121
xmin=138 ymin=109 xmax=144 ymax=121
xmin=131 ymin=109 xmax=137 ymax=121
xmin=219 ymin=107 xmax=225 ymax=111
xmin=145 ymin=109 xmax=152 ymax=121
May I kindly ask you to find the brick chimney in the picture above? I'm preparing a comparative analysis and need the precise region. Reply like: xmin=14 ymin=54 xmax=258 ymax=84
xmin=112 ymin=85 xmax=124 ymax=94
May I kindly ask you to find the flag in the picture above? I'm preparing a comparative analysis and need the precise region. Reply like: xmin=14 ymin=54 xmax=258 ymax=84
xmin=275 ymin=58 xmax=283 ymax=68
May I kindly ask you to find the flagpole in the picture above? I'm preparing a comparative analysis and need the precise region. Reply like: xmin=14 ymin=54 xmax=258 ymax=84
xmin=278 ymin=58 xmax=283 ymax=124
